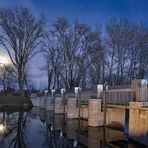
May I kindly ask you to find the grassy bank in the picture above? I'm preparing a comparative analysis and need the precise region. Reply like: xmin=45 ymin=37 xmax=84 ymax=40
xmin=0 ymin=95 xmax=33 ymax=108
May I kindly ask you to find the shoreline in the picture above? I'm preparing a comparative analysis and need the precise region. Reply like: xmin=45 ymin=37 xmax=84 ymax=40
xmin=0 ymin=95 xmax=33 ymax=108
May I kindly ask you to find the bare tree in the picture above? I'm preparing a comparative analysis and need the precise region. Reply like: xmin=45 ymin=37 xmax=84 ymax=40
xmin=42 ymin=30 xmax=63 ymax=91
xmin=43 ymin=17 xmax=103 ymax=90
xmin=0 ymin=7 xmax=45 ymax=95
xmin=105 ymin=18 xmax=148 ymax=85
xmin=0 ymin=65 xmax=14 ymax=94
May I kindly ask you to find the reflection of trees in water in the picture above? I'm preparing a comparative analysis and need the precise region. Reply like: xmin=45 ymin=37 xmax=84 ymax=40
xmin=0 ymin=112 xmax=29 ymax=148
xmin=40 ymin=115 xmax=71 ymax=148
xmin=0 ymin=112 xmax=7 ymax=144
xmin=0 ymin=112 xmax=5 ymax=125
xmin=0 ymin=112 xmax=14 ymax=144
xmin=9 ymin=112 xmax=29 ymax=148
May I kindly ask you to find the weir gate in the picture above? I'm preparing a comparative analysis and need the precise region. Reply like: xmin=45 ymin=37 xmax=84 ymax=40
xmin=31 ymin=79 xmax=148 ymax=145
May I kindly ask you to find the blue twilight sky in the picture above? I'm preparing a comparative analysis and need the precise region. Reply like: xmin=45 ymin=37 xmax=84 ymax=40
xmin=0 ymin=0 xmax=148 ymax=89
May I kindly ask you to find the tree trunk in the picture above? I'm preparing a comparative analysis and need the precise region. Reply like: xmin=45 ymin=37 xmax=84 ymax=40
xmin=18 ymin=77 xmax=24 ymax=96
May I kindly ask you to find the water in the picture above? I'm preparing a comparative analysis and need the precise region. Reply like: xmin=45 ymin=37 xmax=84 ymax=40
xmin=0 ymin=107 xmax=146 ymax=148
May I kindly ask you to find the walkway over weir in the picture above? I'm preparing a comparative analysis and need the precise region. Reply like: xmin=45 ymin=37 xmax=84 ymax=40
xmin=71 ymin=79 xmax=148 ymax=108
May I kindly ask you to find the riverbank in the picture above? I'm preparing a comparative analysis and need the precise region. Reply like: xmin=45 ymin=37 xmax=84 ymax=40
xmin=0 ymin=95 xmax=33 ymax=108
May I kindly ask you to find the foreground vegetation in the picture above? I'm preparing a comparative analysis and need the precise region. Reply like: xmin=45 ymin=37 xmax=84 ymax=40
xmin=0 ymin=95 xmax=32 ymax=107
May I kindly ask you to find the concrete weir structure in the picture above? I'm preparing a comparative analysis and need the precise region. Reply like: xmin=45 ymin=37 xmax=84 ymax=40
xmin=46 ymin=97 xmax=53 ymax=110
xmin=29 ymin=79 xmax=148 ymax=146
xmin=129 ymin=102 xmax=148 ymax=145
xmin=106 ymin=108 xmax=126 ymax=130
xmin=30 ymin=97 xmax=40 ymax=107
xmin=54 ymin=97 xmax=64 ymax=114
xmin=88 ymin=99 xmax=103 ymax=127
xmin=67 ymin=97 xmax=78 ymax=119
xmin=40 ymin=97 xmax=46 ymax=108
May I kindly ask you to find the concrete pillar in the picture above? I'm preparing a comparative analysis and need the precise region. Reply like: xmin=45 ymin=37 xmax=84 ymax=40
xmin=129 ymin=102 xmax=148 ymax=145
xmin=40 ymin=97 xmax=46 ymax=108
xmin=46 ymin=97 xmax=53 ymax=110
xmin=67 ymin=98 xmax=78 ymax=119
xmin=88 ymin=99 xmax=103 ymax=127
xmin=106 ymin=108 xmax=125 ymax=130
xmin=36 ymin=97 xmax=41 ymax=106
xmin=54 ymin=97 xmax=64 ymax=114
xmin=30 ymin=97 xmax=40 ymax=107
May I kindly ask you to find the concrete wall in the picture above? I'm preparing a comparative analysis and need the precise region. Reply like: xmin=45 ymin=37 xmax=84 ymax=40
xmin=80 ymin=105 xmax=88 ymax=119
xmin=46 ymin=98 xmax=53 ymax=110
xmin=88 ymin=99 xmax=103 ymax=127
xmin=54 ymin=97 xmax=64 ymax=114
xmin=67 ymin=98 xmax=78 ymax=119
xmin=106 ymin=108 xmax=125 ymax=130
xmin=129 ymin=102 xmax=148 ymax=146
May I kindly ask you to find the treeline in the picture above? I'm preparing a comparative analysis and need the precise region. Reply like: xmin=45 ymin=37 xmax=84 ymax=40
xmin=0 ymin=8 xmax=147 ymax=93
xmin=43 ymin=18 xmax=148 ymax=90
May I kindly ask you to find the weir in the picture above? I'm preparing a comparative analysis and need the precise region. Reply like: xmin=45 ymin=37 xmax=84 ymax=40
xmin=30 ymin=79 xmax=148 ymax=146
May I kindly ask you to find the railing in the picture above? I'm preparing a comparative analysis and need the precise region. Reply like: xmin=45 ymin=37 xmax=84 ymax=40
xmin=103 ymin=89 xmax=137 ymax=106
xmin=136 ymin=88 xmax=148 ymax=102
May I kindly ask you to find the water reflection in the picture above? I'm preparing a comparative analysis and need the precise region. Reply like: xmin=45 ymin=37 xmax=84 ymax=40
xmin=0 ymin=107 xmax=146 ymax=148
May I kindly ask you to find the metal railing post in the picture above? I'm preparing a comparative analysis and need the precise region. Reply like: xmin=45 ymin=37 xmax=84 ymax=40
xmin=61 ymin=88 xmax=66 ymax=114
xmin=52 ymin=89 xmax=55 ymax=113
xmin=75 ymin=87 xmax=81 ymax=119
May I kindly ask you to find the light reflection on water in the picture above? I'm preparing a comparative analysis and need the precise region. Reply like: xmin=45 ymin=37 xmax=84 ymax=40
xmin=0 ymin=107 xmax=146 ymax=148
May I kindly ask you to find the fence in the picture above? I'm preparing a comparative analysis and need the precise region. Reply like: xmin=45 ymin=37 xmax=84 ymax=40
xmin=103 ymin=89 xmax=137 ymax=106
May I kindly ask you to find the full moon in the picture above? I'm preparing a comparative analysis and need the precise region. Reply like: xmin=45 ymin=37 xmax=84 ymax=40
xmin=0 ymin=53 xmax=11 ymax=65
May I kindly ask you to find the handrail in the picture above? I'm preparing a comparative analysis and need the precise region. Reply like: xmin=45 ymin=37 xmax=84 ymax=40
xmin=105 ymin=89 xmax=136 ymax=93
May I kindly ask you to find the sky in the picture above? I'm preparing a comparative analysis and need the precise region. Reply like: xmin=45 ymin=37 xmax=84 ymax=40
xmin=0 ymin=0 xmax=148 ymax=89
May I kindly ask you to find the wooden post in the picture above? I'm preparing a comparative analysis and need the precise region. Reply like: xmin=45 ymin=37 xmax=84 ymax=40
xmin=103 ymin=92 xmax=107 ymax=126
xmin=61 ymin=89 xmax=66 ymax=133
xmin=63 ymin=92 xmax=66 ymax=114
xmin=103 ymin=84 xmax=108 ymax=126
xmin=52 ymin=90 xmax=55 ymax=113
xmin=78 ymin=92 xmax=81 ymax=119
xmin=74 ymin=87 xmax=81 ymax=119
xmin=61 ymin=89 xmax=66 ymax=114
xmin=103 ymin=126 xmax=106 ymax=147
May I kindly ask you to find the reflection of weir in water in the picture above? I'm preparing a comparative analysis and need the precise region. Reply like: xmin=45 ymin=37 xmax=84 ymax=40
xmin=45 ymin=110 xmax=53 ymax=125
xmin=67 ymin=119 xmax=78 ymax=139
xmin=40 ymin=108 xmax=46 ymax=123
xmin=54 ymin=114 xmax=65 ymax=130
xmin=88 ymin=127 xmax=103 ymax=148
xmin=29 ymin=107 xmax=146 ymax=147
xmin=30 ymin=107 xmax=40 ymax=117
